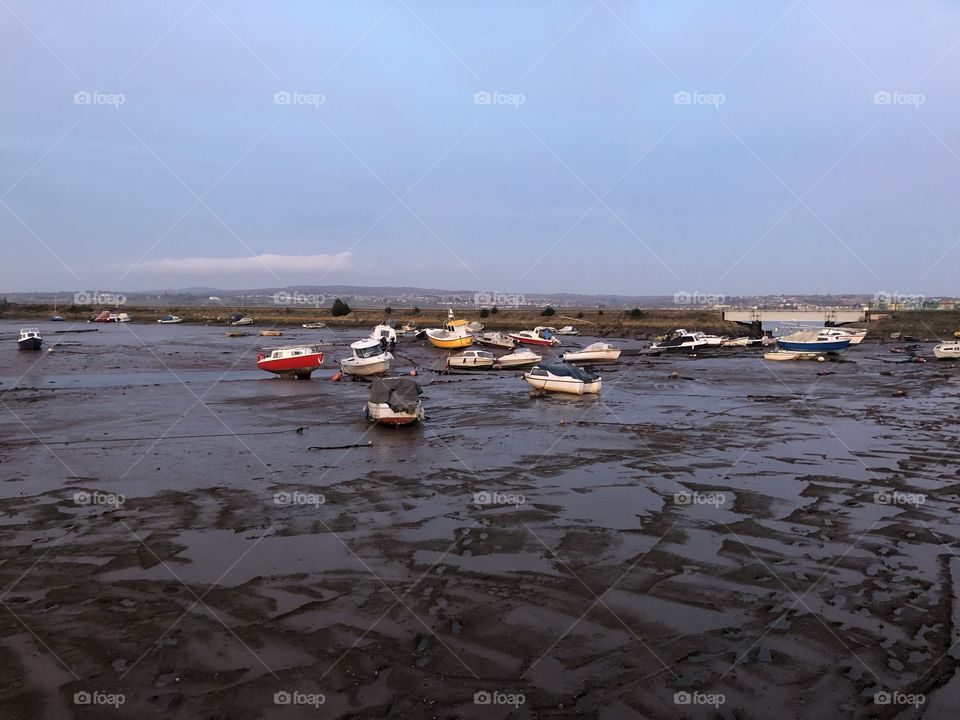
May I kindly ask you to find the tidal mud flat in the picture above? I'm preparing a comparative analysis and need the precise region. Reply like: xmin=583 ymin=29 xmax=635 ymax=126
xmin=1 ymin=322 xmax=959 ymax=718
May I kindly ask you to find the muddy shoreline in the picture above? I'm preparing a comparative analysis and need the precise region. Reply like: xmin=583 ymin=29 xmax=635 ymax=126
xmin=1 ymin=321 xmax=959 ymax=718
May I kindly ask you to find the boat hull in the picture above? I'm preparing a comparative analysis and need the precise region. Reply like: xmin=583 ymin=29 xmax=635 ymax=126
xmin=447 ymin=358 xmax=495 ymax=369
xmin=18 ymin=338 xmax=42 ymax=351
xmin=340 ymin=357 xmax=391 ymax=376
xmin=426 ymin=332 xmax=473 ymax=349
xmin=257 ymin=352 xmax=323 ymax=377
xmin=509 ymin=334 xmax=558 ymax=347
xmin=475 ymin=338 xmax=515 ymax=350
xmin=934 ymin=345 xmax=960 ymax=360
xmin=777 ymin=339 xmax=849 ymax=352
xmin=523 ymin=373 xmax=601 ymax=395
xmin=561 ymin=350 xmax=621 ymax=363
xmin=496 ymin=355 xmax=542 ymax=369
xmin=366 ymin=401 xmax=423 ymax=425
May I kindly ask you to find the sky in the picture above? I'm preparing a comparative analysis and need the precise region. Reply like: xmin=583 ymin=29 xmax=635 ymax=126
xmin=2 ymin=1 xmax=960 ymax=297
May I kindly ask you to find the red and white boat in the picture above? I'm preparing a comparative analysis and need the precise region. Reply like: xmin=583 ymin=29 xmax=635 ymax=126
xmin=508 ymin=326 xmax=560 ymax=347
xmin=256 ymin=345 xmax=324 ymax=379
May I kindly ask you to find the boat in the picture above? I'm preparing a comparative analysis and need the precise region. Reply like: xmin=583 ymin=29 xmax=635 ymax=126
xmin=225 ymin=331 xmax=250 ymax=337
xmin=259 ymin=330 xmax=283 ymax=337
xmin=650 ymin=331 xmax=712 ymax=353
xmin=934 ymin=342 xmax=960 ymax=360
xmin=400 ymin=322 xmax=418 ymax=335
xmin=370 ymin=323 xmax=397 ymax=345
xmin=819 ymin=327 xmax=867 ymax=345
xmin=474 ymin=331 xmax=516 ymax=350
xmin=557 ymin=326 xmax=580 ymax=336
xmin=228 ymin=314 xmax=254 ymax=326
xmin=720 ymin=336 xmax=774 ymax=348
xmin=256 ymin=345 xmax=324 ymax=379
xmin=114 ymin=312 xmax=132 ymax=323
xmin=561 ymin=342 xmax=621 ymax=364
xmin=508 ymin=327 xmax=560 ymax=347
xmin=157 ymin=315 xmax=183 ymax=324
xmin=466 ymin=321 xmax=485 ymax=333
xmin=302 ymin=322 xmax=326 ymax=329
xmin=90 ymin=310 xmax=112 ymax=323
xmin=426 ymin=310 xmax=475 ymax=349
xmin=763 ymin=350 xmax=826 ymax=361
xmin=49 ymin=315 xmax=65 ymax=322
xmin=340 ymin=338 xmax=392 ymax=377
xmin=17 ymin=328 xmax=42 ymax=351
xmin=776 ymin=330 xmax=850 ymax=353
xmin=523 ymin=363 xmax=601 ymax=395
xmin=366 ymin=377 xmax=424 ymax=425
xmin=494 ymin=348 xmax=542 ymax=368
xmin=447 ymin=349 xmax=496 ymax=370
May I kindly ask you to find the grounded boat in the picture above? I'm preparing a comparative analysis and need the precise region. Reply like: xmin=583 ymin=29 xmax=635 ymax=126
xmin=561 ymin=342 xmax=621 ymax=364
xmin=509 ymin=327 xmax=560 ymax=347
xmin=557 ymin=326 xmax=580 ymax=336
xmin=720 ymin=336 xmax=774 ymax=348
xmin=447 ymin=349 xmax=496 ymax=370
xmin=426 ymin=311 xmax=475 ymax=349
xmin=370 ymin=323 xmax=397 ymax=345
xmin=474 ymin=331 xmax=516 ymax=350
xmin=157 ymin=315 xmax=183 ymax=324
xmin=91 ymin=310 xmax=112 ymax=323
xmin=495 ymin=348 xmax=542 ymax=369
xmin=259 ymin=330 xmax=283 ymax=337
xmin=764 ymin=350 xmax=826 ymax=361
xmin=340 ymin=338 xmax=392 ymax=376
xmin=256 ymin=345 xmax=324 ymax=379
xmin=400 ymin=322 xmax=417 ymax=335
xmin=523 ymin=363 xmax=601 ymax=395
xmin=934 ymin=342 xmax=960 ymax=360
xmin=819 ymin=327 xmax=867 ymax=345
xmin=225 ymin=331 xmax=250 ymax=337
xmin=366 ymin=377 xmax=424 ymax=425
xmin=228 ymin=314 xmax=254 ymax=326
xmin=114 ymin=312 xmax=132 ymax=323
xmin=776 ymin=330 xmax=850 ymax=353
xmin=302 ymin=322 xmax=326 ymax=329
xmin=650 ymin=331 xmax=712 ymax=353
xmin=49 ymin=315 xmax=65 ymax=322
xmin=17 ymin=328 xmax=43 ymax=351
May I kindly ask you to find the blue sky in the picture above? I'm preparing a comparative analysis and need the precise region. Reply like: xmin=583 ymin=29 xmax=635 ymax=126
xmin=2 ymin=1 xmax=959 ymax=295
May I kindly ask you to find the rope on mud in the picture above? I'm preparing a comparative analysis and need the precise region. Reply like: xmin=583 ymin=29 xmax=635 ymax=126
xmin=308 ymin=441 xmax=373 ymax=451
xmin=12 ymin=426 xmax=313 ymax=446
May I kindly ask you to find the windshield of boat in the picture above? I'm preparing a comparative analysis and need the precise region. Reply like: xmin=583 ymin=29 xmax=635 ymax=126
xmin=355 ymin=343 xmax=383 ymax=359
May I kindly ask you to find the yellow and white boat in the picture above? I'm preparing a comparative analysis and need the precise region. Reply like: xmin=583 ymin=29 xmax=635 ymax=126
xmin=425 ymin=310 xmax=475 ymax=349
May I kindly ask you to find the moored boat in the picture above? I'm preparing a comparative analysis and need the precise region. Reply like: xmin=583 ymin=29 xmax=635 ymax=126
xmin=509 ymin=327 xmax=560 ymax=347
xmin=426 ymin=310 xmax=475 ymax=349
xmin=776 ymin=330 xmax=850 ymax=353
xmin=495 ymin=348 xmax=542 ymax=369
xmin=157 ymin=315 xmax=183 ymax=324
xmin=228 ymin=314 xmax=254 ymax=326
xmin=934 ymin=342 xmax=960 ymax=360
xmin=650 ymin=331 xmax=711 ymax=353
xmin=340 ymin=338 xmax=392 ymax=376
xmin=557 ymin=325 xmax=580 ymax=336
xmin=259 ymin=330 xmax=283 ymax=337
xmin=523 ymin=363 xmax=601 ymax=395
xmin=561 ymin=342 xmax=621 ymax=364
xmin=366 ymin=377 xmax=424 ymax=425
xmin=764 ymin=350 xmax=826 ymax=361
xmin=370 ymin=323 xmax=397 ymax=345
xmin=49 ymin=315 xmax=65 ymax=322
xmin=17 ymin=328 xmax=43 ymax=351
xmin=720 ymin=336 xmax=774 ymax=348
xmin=447 ymin=349 xmax=496 ymax=370
xmin=475 ymin=331 xmax=516 ymax=350
xmin=302 ymin=322 xmax=326 ymax=329
xmin=256 ymin=345 xmax=324 ymax=378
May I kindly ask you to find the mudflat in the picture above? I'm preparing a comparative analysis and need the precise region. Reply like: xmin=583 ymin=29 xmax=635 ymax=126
xmin=0 ymin=321 xmax=957 ymax=719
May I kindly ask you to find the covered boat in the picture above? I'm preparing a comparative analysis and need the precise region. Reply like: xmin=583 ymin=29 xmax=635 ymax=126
xmin=495 ymin=348 xmax=542 ymax=368
xmin=447 ymin=349 xmax=495 ymax=369
xmin=228 ymin=314 xmax=254 ymax=326
xmin=561 ymin=342 xmax=621 ymax=363
xmin=256 ymin=345 xmax=324 ymax=379
xmin=557 ymin=326 xmax=580 ymax=335
xmin=523 ymin=363 xmax=601 ymax=395
xmin=366 ymin=377 xmax=424 ymax=425
xmin=341 ymin=338 xmax=392 ymax=376
xmin=17 ymin=328 xmax=42 ymax=351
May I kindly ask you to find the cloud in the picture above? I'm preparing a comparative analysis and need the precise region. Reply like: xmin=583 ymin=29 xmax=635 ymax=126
xmin=123 ymin=252 xmax=352 ymax=275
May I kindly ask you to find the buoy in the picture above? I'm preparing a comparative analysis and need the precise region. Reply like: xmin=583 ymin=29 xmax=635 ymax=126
xmin=410 ymin=369 xmax=417 ymax=376
xmin=669 ymin=371 xmax=679 ymax=379
xmin=331 ymin=371 xmax=341 ymax=382
xmin=816 ymin=356 xmax=826 ymax=362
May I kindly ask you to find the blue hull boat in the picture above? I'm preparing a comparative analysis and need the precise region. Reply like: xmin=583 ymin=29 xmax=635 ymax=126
xmin=777 ymin=337 xmax=850 ymax=353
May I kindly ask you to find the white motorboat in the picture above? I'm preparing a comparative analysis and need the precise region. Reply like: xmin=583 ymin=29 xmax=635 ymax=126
xmin=157 ymin=315 xmax=183 ymax=324
xmin=370 ymin=323 xmax=397 ymax=345
xmin=302 ymin=322 xmax=326 ymax=329
xmin=650 ymin=331 xmax=712 ymax=353
xmin=17 ymin=328 xmax=42 ymax=351
xmin=447 ymin=349 xmax=496 ymax=370
xmin=934 ymin=342 xmax=960 ymax=360
xmin=340 ymin=338 xmax=392 ymax=376
xmin=763 ymin=350 xmax=826 ymax=362
xmin=475 ymin=331 xmax=516 ymax=350
xmin=400 ymin=322 xmax=418 ymax=335
xmin=495 ymin=348 xmax=542 ymax=369
xmin=508 ymin=327 xmax=560 ymax=347
xmin=557 ymin=326 xmax=580 ymax=336
xmin=523 ymin=363 xmax=601 ymax=395
xmin=819 ymin=327 xmax=867 ymax=345
xmin=228 ymin=314 xmax=254 ymax=326
xmin=720 ymin=336 xmax=774 ymax=348
xmin=366 ymin=377 xmax=424 ymax=425
xmin=561 ymin=342 xmax=621 ymax=364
